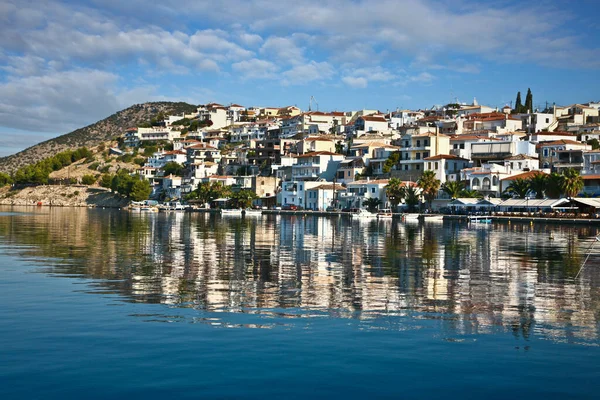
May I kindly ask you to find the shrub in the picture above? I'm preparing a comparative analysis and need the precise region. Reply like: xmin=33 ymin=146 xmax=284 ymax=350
xmin=81 ymin=174 xmax=97 ymax=185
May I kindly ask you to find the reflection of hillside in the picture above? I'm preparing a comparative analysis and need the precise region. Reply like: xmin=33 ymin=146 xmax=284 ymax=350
xmin=0 ymin=207 xmax=599 ymax=343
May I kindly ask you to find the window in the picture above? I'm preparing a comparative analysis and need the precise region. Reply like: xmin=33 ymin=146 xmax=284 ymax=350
xmin=416 ymin=164 xmax=420 ymax=170
xmin=404 ymin=165 xmax=408 ymax=170
xmin=472 ymin=177 xmax=480 ymax=187
xmin=482 ymin=177 xmax=491 ymax=190
xmin=460 ymin=144 xmax=465 ymax=149
xmin=492 ymin=176 xmax=498 ymax=185
xmin=543 ymin=149 xmax=549 ymax=157
xmin=416 ymin=153 xmax=421 ymax=160
xmin=416 ymin=140 xmax=421 ymax=147
xmin=425 ymin=140 xmax=429 ymax=146
xmin=435 ymin=162 xmax=438 ymax=170
xmin=546 ymin=118 xmax=550 ymax=123
xmin=299 ymin=184 xmax=303 ymax=191
xmin=371 ymin=188 xmax=375 ymax=193
xmin=428 ymin=162 xmax=432 ymax=170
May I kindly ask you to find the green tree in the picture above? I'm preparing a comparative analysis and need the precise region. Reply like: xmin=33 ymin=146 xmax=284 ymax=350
xmin=560 ymin=168 xmax=584 ymax=198
xmin=404 ymin=186 xmax=421 ymax=212
xmin=232 ymin=189 xmax=258 ymax=209
xmin=129 ymin=178 xmax=152 ymax=201
xmin=417 ymin=170 xmax=441 ymax=210
xmin=162 ymin=162 xmax=184 ymax=177
xmin=524 ymin=88 xmax=533 ymax=113
xmin=441 ymin=180 xmax=464 ymax=199
xmin=81 ymin=174 xmax=97 ymax=185
xmin=504 ymin=178 xmax=530 ymax=198
xmin=587 ymin=138 xmax=600 ymax=150
xmin=382 ymin=152 xmax=400 ymax=174
xmin=0 ymin=172 xmax=12 ymax=187
xmin=545 ymin=173 xmax=563 ymax=198
xmin=385 ymin=177 xmax=406 ymax=210
xmin=100 ymin=173 xmax=114 ymax=189
xmin=460 ymin=189 xmax=483 ymax=198
xmin=527 ymin=173 xmax=547 ymax=199
xmin=514 ymin=91 xmax=523 ymax=114
xmin=363 ymin=197 xmax=382 ymax=212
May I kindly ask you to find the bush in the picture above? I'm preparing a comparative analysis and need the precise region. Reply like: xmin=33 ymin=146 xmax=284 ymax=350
xmin=81 ymin=174 xmax=97 ymax=185
xmin=88 ymin=162 xmax=100 ymax=171
xmin=134 ymin=157 xmax=146 ymax=166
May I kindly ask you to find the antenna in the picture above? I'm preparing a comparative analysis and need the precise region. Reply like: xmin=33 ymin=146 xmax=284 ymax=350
xmin=309 ymin=96 xmax=318 ymax=112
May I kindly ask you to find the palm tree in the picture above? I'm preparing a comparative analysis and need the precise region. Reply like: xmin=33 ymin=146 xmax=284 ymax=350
xmin=504 ymin=178 xmax=530 ymax=198
xmin=560 ymin=168 xmax=584 ymax=198
xmin=404 ymin=186 xmax=421 ymax=212
xmin=545 ymin=173 xmax=563 ymax=198
xmin=385 ymin=177 xmax=406 ymax=211
xmin=527 ymin=172 xmax=547 ymax=199
xmin=460 ymin=189 xmax=483 ymax=198
xmin=417 ymin=170 xmax=441 ymax=211
xmin=363 ymin=197 xmax=382 ymax=213
xmin=441 ymin=180 xmax=464 ymax=199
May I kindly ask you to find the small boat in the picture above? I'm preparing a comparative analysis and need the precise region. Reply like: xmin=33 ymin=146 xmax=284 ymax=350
xmin=421 ymin=214 xmax=444 ymax=222
xmin=159 ymin=202 xmax=186 ymax=211
xmin=469 ymin=216 xmax=492 ymax=224
xmin=244 ymin=209 xmax=263 ymax=216
xmin=402 ymin=213 xmax=420 ymax=222
xmin=352 ymin=209 xmax=377 ymax=219
xmin=221 ymin=208 xmax=243 ymax=216
xmin=377 ymin=209 xmax=393 ymax=219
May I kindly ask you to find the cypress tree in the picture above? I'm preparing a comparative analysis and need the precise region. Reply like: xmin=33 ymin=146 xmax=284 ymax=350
xmin=514 ymin=91 xmax=523 ymax=114
xmin=525 ymin=88 xmax=533 ymax=113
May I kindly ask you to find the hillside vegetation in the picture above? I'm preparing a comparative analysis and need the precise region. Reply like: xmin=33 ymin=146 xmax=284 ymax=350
xmin=0 ymin=102 xmax=197 ymax=174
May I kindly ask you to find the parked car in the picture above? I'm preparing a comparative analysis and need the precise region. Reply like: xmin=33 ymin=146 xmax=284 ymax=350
xmin=282 ymin=204 xmax=301 ymax=210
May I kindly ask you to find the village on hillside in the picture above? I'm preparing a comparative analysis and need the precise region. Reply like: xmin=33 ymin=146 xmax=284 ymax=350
xmin=61 ymin=97 xmax=600 ymax=214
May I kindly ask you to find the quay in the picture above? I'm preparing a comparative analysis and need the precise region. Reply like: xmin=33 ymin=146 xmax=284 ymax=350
xmin=186 ymin=208 xmax=600 ymax=225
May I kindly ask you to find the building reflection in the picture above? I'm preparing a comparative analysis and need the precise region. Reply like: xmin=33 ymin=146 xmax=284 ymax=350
xmin=0 ymin=206 xmax=598 ymax=343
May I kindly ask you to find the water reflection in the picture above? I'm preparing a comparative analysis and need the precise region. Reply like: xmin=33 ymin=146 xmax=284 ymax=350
xmin=0 ymin=206 xmax=599 ymax=343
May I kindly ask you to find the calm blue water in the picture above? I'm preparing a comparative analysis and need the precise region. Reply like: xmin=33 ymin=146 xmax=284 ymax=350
xmin=0 ymin=207 xmax=599 ymax=399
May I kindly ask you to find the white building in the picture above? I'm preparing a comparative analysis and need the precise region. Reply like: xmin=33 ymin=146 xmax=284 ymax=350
xmin=291 ymin=151 xmax=344 ymax=181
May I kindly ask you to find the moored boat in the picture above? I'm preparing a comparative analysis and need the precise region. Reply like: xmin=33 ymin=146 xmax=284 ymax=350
xmin=244 ymin=209 xmax=262 ymax=216
xmin=377 ymin=209 xmax=393 ymax=219
xmin=221 ymin=208 xmax=243 ymax=216
xmin=402 ymin=213 xmax=420 ymax=222
xmin=352 ymin=209 xmax=377 ymax=219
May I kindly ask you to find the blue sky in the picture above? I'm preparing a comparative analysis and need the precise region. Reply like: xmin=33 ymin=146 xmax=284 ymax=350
xmin=1 ymin=0 xmax=599 ymax=156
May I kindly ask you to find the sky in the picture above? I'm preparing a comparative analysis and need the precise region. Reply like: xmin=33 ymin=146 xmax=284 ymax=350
xmin=1 ymin=0 xmax=599 ymax=157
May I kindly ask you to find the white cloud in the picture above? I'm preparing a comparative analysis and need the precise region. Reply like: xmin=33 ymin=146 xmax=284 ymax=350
xmin=0 ymin=69 xmax=120 ymax=133
xmin=260 ymin=36 xmax=305 ymax=65
xmin=232 ymin=58 xmax=279 ymax=80
xmin=341 ymin=66 xmax=397 ymax=88
xmin=409 ymin=72 xmax=435 ymax=83
xmin=342 ymin=76 xmax=368 ymax=89
xmin=281 ymin=61 xmax=334 ymax=85
xmin=238 ymin=32 xmax=263 ymax=47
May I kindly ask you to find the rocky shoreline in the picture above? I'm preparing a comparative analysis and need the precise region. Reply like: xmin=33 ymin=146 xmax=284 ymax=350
xmin=0 ymin=185 xmax=129 ymax=208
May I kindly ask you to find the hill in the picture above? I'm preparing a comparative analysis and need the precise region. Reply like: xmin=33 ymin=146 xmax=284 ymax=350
xmin=0 ymin=101 xmax=197 ymax=174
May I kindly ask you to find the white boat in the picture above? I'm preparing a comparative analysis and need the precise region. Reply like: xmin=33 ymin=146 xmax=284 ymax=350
xmin=221 ymin=208 xmax=243 ymax=216
xmin=377 ymin=209 xmax=393 ymax=219
xmin=422 ymin=214 xmax=444 ymax=222
xmin=159 ymin=202 xmax=186 ymax=211
xmin=244 ymin=209 xmax=263 ymax=216
xmin=402 ymin=213 xmax=420 ymax=222
xmin=470 ymin=216 xmax=492 ymax=224
xmin=352 ymin=209 xmax=377 ymax=219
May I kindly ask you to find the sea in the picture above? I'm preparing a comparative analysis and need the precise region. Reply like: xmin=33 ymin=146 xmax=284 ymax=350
xmin=0 ymin=206 xmax=599 ymax=399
